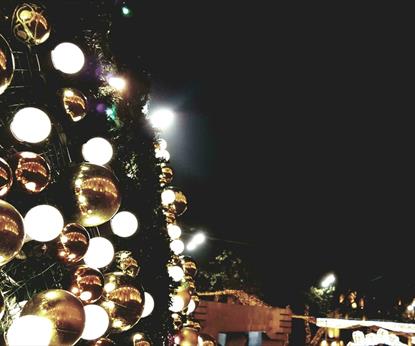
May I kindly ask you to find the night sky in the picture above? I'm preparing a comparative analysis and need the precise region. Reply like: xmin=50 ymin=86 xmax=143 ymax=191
xmin=114 ymin=2 xmax=411 ymax=308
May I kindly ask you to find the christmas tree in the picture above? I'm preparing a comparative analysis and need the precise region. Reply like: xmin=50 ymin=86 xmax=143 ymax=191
xmin=0 ymin=1 xmax=199 ymax=345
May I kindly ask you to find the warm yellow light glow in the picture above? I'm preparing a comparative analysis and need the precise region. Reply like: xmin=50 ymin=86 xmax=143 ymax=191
xmin=161 ymin=189 xmax=175 ymax=205
xmin=107 ymin=76 xmax=127 ymax=91
xmin=170 ymin=239 xmax=185 ymax=255
xmin=168 ymin=265 xmax=185 ymax=282
xmin=10 ymin=107 xmax=52 ymax=143
xmin=169 ymin=295 xmax=185 ymax=312
xmin=51 ymin=42 xmax=85 ymax=74
xmin=149 ymin=108 xmax=175 ymax=130
xmin=167 ymin=224 xmax=181 ymax=239
xmin=24 ymin=205 xmax=64 ymax=242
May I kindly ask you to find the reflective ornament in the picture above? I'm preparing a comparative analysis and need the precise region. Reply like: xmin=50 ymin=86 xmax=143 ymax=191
xmin=0 ymin=157 xmax=13 ymax=197
xmin=176 ymin=327 xmax=199 ymax=346
xmin=160 ymin=165 xmax=173 ymax=186
xmin=199 ymin=334 xmax=217 ymax=346
xmin=24 ymin=204 xmax=63 ymax=242
xmin=61 ymin=88 xmax=87 ymax=122
xmin=10 ymin=107 xmax=52 ymax=144
xmin=81 ymin=304 xmax=109 ymax=340
xmin=0 ymin=34 xmax=15 ymax=95
xmin=182 ymin=256 xmax=197 ymax=278
xmin=115 ymin=251 xmax=140 ymax=277
xmin=69 ymin=265 xmax=104 ymax=304
xmin=13 ymin=151 xmax=51 ymax=194
xmin=162 ymin=187 xmax=188 ymax=216
xmin=55 ymin=223 xmax=89 ymax=264
xmin=100 ymin=272 xmax=145 ymax=333
xmin=133 ymin=332 xmax=151 ymax=346
xmin=0 ymin=291 xmax=4 ymax=320
xmin=12 ymin=3 xmax=51 ymax=46
xmin=66 ymin=163 xmax=121 ymax=227
xmin=183 ymin=277 xmax=196 ymax=296
xmin=20 ymin=289 xmax=85 ymax=346
xmin=87 ymin=338 xmax=115 ymax=346
xmin=0 ymin=200 xmax=25 ymax=266
xmin=51 ymin=42 xmax=85 ymax=74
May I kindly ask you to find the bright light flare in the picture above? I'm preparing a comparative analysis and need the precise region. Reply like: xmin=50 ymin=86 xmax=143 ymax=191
xmin=321 ymin=273 xmax=336 ymax=288
xmin=149 ymin=108 xmax=175 ymax=130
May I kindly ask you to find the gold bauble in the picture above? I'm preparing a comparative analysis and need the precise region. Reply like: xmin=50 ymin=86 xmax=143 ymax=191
xmin=133 ymin=333 xmax=151 ymax=346
xmin=163 ymin=187 xmax=188 ymax=216
xmin=87 ymin=338 xmax=115 ymax=346
xmin=20 ymin=289 xmax=85 ymax=346
xmin=69 ymin=265 xmax=104 ymax=304
xmin=160 ymin=165 xmax=174 ymax=186
xmin=0 ymin=291 xmax=5 ymax=320
xmin=61 ymin=88 xmax=87 ymax=122
xmin=100 ymin=272 xmax=145 ymax=333
xmin=0 ymin=157 xmax=13 ymax=197
xmin=66 ymin=163 xmax=121 ymax=227
xmin=12 ymin=3 xmax=51 ymax=46
xmin=183 ymin=276 xmax=196 ymax=296
xmin=0 ymin=200 xmax=25 ymax=266
xmin=164 ymin=210 xmax=176 ymax=224
xmin=0 ymin=34 xmax=15 ymax=95
xmin=177 ymin=327 xmax=199 ymax=346
xmin=13 ymin=151 xmax=51 ymax=194
xmin=115 ymin=251 xmax=140 ymax=277
xmin=174 ymin=284 xmax=192 ymax=310
xmin=54 ymin=223 xmax=89 ymax=264
xmin=199 ymin=334 xmax=217 ymax=346
xmin=182 ymin=256 xmax=197 ymax=278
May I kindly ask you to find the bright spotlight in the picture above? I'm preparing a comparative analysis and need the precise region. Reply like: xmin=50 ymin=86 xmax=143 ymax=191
xmin=149 ymin=108 xmax=175 ymax=130
xmin=321 ymin=273 xmax=336 ymax=288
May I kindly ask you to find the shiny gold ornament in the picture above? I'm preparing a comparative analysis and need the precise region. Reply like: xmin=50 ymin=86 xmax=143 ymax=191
xmin=133 ymin=333 xmax=151 ymax=346
xmin=66 ymin=163 xmax=121 ymax=227
xmin=163 ymin=187 xmax=188 ymax=216
xmin=160 ymin=165 xmax=174 ymax=186
xmin=0 ymin=291 xmax=5 ymax=320
xmin=115 ymin=251 xmax=140 ymax=277
xmin=181 ymin=256 xmax=197 ymax=278
xmin=100 ymin=272 xmax=145 ymax=333
xmin=13 ymin=151 xmax=51 ymax=194
xmin=12 ymin=3 xmax=51 ymax=46
xmin=0 ymin=34 xmax=15 ymax=95
xmin=20 ymin=289 xmax=85 ymax=346
xmin=87 ymin=338 xmax=115 ymax=346
xmin=61 ymin=88 xmax=87 ymax=122
xmin=183 ymin=276 xmax=196 ymax=296
xmin=0 ymin=200 xmax=25 ymax=266
xmin=176 ymin=327 xmax=199 ymax=346
xmin=0 ymin=157 xmax=13 ymax=197
xmin=174 ymin=283 xmax=192 ymax=310
xmin=164 ymin=210 xmax=176 ymax=224
xmin=54 ymin=223 xmax=89 ymax=264
xmin=69 ymin=265 xmax=104 ymax=304
xmin=199 ymin=334 xmax=217 ymax=346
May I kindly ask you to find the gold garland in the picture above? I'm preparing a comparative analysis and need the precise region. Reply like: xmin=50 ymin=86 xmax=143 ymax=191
xmin=198 ymin=290 xmax=271 ymax=308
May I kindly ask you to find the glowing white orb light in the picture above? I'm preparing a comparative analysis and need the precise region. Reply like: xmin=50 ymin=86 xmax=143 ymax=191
xmin=155 ymin=148 xmax=170 ymax=161
xmin=84 ymin=237 xmax=114 ymax=269
xmin=110 ymin=211 xmax=138 ymax=238
xmin=107 ymin=76 xmax=127 ymax=92
xmin=168 ymin=265 xmax=185 ymax=282
xmin=25 ymin=205 xmax=64 ymax=242
xmin=149 ymin=108 xmax=175 ymax=130
xmin=82 ymin=137 xmax=113 ymax=165
xmin=51 ymin=42 xmax=85 ymax=74
xmin=10 ymin=107 xmax=52 ymax=144
xmin=167 ymin=224 xmax=182 ymax=239
xmin=141 ymin=292 xmax=155 ymax=318
xmin=187 ymin=298 xmax=196 ymax=315
xmin=157 ymin=138 xmax=168 ymax=151
xmin=81 ymin=305 xmax=109 ymax=340
xmin=170 ymin=239 xmax=185 ymax=255
xmin=161 ymin=189 xmax=176 ymax=206
xmin=7 ymin=315 xmax=53 ymax=346
xmin=169 ymin=295 xmax=185 ymax=312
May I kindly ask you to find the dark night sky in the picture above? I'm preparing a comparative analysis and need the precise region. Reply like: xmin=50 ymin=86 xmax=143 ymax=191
xmin=115 ymin=2 xmax=411 ymax=307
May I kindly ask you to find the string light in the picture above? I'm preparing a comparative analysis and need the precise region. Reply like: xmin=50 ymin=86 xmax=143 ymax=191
xmin=82 ymin=137 xmax=113 ymax=165
xmin=141 ymin=292 xmax=155 ymax=318
xmin=111 ymin=211 xmax=139 ymax=238
xmin=10 ymin=107 xmax=52 ymax=144
xmin=81 ymin=305 xmax=109 ymax=340
xmin=84 ymin=237 xmax=115 ymax=269
xmin=51 ymin=42 xmax=85 ymax=74
xmin=6 ymin=315 xmax=53 ymax=346
xmin=24 ymin=205 xmax=64 ymax=242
